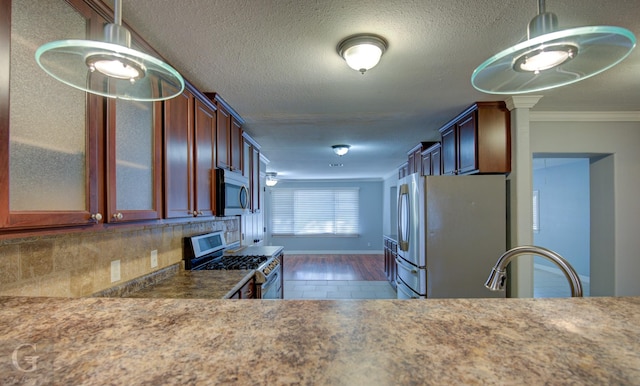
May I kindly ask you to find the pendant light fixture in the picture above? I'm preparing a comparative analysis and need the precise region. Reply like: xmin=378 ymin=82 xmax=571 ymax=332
xmin=471 ymin=0 xmax=636 ymax=94
xmin=332 ymin=144 xmax=351 ymax=156
xmin=337 ymin=34 xmax=388 ymax=74
xmin=35 ymin=0 xmax=184 ymax=101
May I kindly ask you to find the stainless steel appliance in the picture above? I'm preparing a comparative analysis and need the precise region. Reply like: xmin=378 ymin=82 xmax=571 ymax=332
xmin=215 ymin=169 xmax=249 ymax=216
xmin=184 ymin=231 xmax=283 ymax=299
xmin=396 ymin=174 xmax=506 ymax=299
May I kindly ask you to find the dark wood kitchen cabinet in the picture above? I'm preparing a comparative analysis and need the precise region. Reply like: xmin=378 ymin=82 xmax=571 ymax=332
xmin=164 ymin=84 xmax=216 ymax=219
xmin=421 ymin=142 xmax=441 ymax=176
xmin=407 ymin=142 xmax=438 ymax=176
xmin=383 ymin=236 xmax=397 ymax=289
xmin=0 ymin=0 xmax=104 ymax=229
xmin=105 ymin=97 xmax=163 ymax=223
xmin=2 ymin=0 xmax=179 ymax=229
xmin=1 ymin=0 xmax=262 ymax=234
xmin=407 ymin=143 xmax=422 ymax=175
xmin=439 ymin=102 xmax=510 ymax=175
xmin=398 ymin=162 xmax=408 ymax=179
xmin=229 ymin=276 xmax=256 ymax=299
xmin=242 ymin=133 xmax=261 ymax=213
xmin=207 ymin=93 xmax=243 ymax=172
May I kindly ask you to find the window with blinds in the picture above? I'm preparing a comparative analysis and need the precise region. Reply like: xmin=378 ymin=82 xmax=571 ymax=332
xmin=271 ymin=188 xmax=359 ymax=236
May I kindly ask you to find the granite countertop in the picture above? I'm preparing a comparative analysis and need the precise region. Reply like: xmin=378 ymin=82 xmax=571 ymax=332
xmin=123 ymin=270 xmax=255 ymax=299
xmin=1 ymin=296 xmax=639 ymax=385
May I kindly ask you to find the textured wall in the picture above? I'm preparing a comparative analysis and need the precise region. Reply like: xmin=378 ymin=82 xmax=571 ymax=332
xmin=0 ymin=219 xmax=239 ymax=297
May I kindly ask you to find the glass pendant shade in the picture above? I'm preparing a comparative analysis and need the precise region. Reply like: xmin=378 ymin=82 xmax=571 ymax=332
xmin=35 ymin=0 xmax=184 ymax=101
xmin=338 ymin=34 xmax=387 ymax=74
xmin=472 ymin=0 xmax=636 ymax=95
xmin=472 ymin=26 xmax=636 ymax=94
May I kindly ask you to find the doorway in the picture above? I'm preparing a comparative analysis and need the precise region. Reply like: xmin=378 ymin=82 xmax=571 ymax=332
xmin=532 ymin=157 xmax=590 ymax=297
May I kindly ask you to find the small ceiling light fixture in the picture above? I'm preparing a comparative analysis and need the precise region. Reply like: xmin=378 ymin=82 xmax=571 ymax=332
xmin=265 ymin=172 xmax=278 ymax=187
xmin=337 ymin=34 xmax=388 ymax=74
xmin=332 ymin=144 xmax=351 ymax=156
xmin=471 ymin=0 xmax=636 ymax=94
xmin=35 ymin=0 xmax=184 ymax=101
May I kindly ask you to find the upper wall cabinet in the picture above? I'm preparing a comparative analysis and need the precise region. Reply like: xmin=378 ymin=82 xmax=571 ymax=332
xmin=421 ymin=142 xmax=442 ymax=176
xmin=207 ymin=93 xmax=243 ymax=172
xmin=439 ymin=102 xmax=510 ymax=175
xmin=105 ymin=96 xmax=163 ymax=223
xmin=0 ymin=0 xmax=103 ymax=229
xmin=242 ymin=133 xmax=261 ymax=213
xmin=407 ymin=142 xmax=438 ymax=176
xmin=164 ymin=84 xmax=216 ymax=219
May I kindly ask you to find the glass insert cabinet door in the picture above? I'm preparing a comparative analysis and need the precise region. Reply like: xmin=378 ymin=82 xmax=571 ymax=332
xmin=1 ymin=0 xmax=100 ymax=228
xmin=106 ymin=97 xmax=162 ymax=223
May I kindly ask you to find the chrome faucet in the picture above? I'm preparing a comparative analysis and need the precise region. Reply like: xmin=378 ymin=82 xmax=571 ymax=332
xmin=485 ymin=245 xmax=583 ymax=297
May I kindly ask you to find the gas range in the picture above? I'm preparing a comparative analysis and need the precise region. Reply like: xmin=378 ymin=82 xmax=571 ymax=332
xmin=183 ymin=232 xmax=283 ymax=299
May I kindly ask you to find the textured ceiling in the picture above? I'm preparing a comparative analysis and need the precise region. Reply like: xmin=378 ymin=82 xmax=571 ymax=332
xmin=112 ymin=0 xmax=640 ymax=180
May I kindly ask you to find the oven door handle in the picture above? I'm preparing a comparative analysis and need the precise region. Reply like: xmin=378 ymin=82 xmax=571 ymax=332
xmin=260 ymin=270 xmax=282 ymax=299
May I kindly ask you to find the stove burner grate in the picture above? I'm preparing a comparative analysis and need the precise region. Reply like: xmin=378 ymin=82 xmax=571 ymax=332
xmin=200 ymin=255 xmax=269 ymax=271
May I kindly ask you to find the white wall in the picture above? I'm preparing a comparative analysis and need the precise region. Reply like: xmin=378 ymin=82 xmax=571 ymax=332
xmin=530 ymin=115 xmax=640 ymax=296
xmin=382 ymin=173 xmax=398 ymax=238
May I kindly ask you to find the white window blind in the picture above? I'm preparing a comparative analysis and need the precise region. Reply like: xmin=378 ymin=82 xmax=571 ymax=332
xmin=271 ymin=188 xmax=359 ymax=236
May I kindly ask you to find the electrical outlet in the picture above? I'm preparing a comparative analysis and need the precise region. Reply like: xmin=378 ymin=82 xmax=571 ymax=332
xmin=150 ymin=250 xmax=158 ymax=268
xmin=110 ymin=260 xmax=121 ymax=283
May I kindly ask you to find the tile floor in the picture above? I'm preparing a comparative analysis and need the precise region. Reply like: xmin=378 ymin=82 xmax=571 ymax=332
xmin=283 ymin=267 xmax=590 ymax=300
xmin=284 ymin=280 xmax=397 ymax=300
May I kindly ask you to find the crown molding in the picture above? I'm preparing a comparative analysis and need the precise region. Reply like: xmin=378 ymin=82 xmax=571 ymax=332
xmin=505 ymin=95 xmax=543 ymax=110
xmin=530 ymin=111 xmax=640 ymax=122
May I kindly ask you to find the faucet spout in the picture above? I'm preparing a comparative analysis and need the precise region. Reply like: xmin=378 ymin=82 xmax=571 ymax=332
xmin=485 ymin=245 xmax=583 ymax=297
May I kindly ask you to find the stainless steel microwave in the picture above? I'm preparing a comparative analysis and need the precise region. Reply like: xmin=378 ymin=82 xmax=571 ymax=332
xmin=215 ymin=168 xmax=249 ymax=216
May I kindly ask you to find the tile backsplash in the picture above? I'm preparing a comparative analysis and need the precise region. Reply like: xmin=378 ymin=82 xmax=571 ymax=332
xmin=0 ymin=218 xmax=239 ymax=297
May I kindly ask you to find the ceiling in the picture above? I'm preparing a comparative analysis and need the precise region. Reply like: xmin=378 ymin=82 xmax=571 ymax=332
xmin=114 ymin=0 xmax=640 ymax=181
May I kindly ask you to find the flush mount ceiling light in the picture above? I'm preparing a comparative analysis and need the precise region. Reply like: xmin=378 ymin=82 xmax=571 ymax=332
xmin=337 ymin=34 xmax=388 ymax=74
xmin=471 ymin=0 xmax=636 ymax=94
xmin=265 ymin=172 xmax=278 ymax=187
xmin=35 ymin=0 xmax=184 ymax=101
xmin=332 ymin=144 xmax=351 ymax=156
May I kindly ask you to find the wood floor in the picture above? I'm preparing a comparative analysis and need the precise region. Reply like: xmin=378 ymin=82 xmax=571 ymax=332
xmin=283 ymin=254 xmax=386 ymax=281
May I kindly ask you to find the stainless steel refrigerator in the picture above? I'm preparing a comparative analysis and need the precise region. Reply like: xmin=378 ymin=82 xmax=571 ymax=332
xmin=396 ymin=174 xmax=506 ymax=299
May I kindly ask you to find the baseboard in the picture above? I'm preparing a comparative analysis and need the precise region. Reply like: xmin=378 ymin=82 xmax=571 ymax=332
xmin=534 ymin=263 xmax=590 ymax=285
xmin=284 ymin=250 xmax=384 ymax=255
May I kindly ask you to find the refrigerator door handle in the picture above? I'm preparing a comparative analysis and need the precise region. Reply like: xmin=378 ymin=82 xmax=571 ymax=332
xmin=398 ymin=183 xmax=410 ymax=252
xmin=396 ymin=256 xmax=418 ymax=274
xmin=397 ymin=280 xmax=420 ymax=299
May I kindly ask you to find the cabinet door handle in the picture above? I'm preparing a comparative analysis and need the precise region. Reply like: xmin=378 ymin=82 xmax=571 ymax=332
xmin=90 ymin=213 xmax=103 ymax=222
xmin=112 ymin=212 xmax=123 ymax=221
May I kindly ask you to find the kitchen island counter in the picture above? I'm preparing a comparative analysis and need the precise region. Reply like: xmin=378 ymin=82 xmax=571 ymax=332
xmin=1 ymin=296 xmax=639 ymax=385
